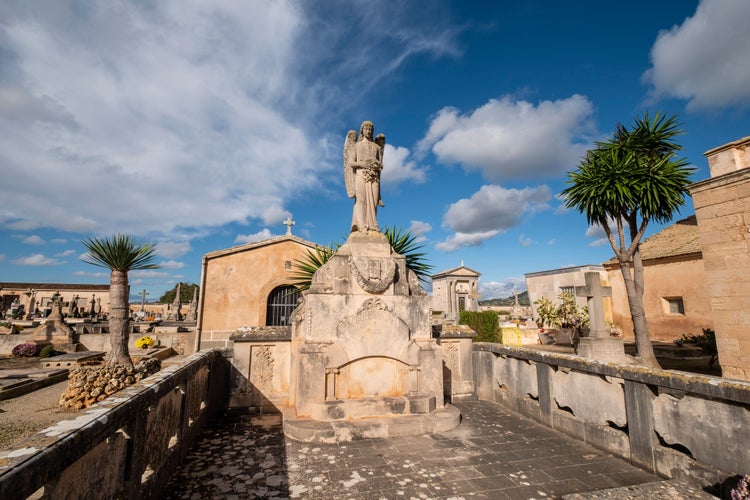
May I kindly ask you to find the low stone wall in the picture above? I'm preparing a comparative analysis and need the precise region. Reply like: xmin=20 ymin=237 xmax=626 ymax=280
xmin=0 ymin=349 xmax=230 ymax=500
xmin=473 ymin=343 xmax=750 ymax=485
xmin=0 ymin=331 xmax=197 ymax=356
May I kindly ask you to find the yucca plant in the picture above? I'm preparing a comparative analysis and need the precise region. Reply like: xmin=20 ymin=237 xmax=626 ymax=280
xmin=287 ymin=244 xmax=339 ymax=292
xmin=82 ymin=234 xmax=160 ymax=366
xmin=383 ymin=226 xmax=433 ymax=283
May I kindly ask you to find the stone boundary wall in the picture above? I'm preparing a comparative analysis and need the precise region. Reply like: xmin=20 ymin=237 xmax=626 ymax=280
xmin=0 ymin=331 xmax=197 ymax=356
xmin=0 ymin=349 xmax=230 ymax=500
xmin=473 ymin=343 xmax=750 ymax=485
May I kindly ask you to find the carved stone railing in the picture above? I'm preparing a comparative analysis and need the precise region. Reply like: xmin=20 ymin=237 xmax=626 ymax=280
xmin=0 ymin=349 xmax=230 ymax=500
xmin=473 ymin=343 xmax=750 ymax=484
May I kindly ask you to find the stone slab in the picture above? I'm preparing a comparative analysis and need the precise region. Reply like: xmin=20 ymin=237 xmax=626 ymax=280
xmin=39 ymin=351 xmax=105 ymax=368
xmin=0 ymin=368 xmax=69 ymax=400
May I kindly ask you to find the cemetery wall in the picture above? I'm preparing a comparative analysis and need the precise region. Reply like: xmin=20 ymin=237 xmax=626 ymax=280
xmin=690 ymin=142 xmax=750 ymax=381
xmin=473 ymin=343 xmax=750 ymax=484
xmin=0 ymin=349 xmax=230 ymax=500
xmin=0 ymin=331 xmax=197 ymax=356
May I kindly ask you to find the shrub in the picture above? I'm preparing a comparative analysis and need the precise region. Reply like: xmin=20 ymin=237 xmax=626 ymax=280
xmin=12 ymin=343 xmax=38 ymax=357
xmin=680 ymin=328 xmax=718 ymax=367
xmin=39 ymin=345 xmax=60 ymax=358
xmin=459 ymin=311 xmax=502 ymax=343
xmin=135 ymin=336 xmax=155 ymax=349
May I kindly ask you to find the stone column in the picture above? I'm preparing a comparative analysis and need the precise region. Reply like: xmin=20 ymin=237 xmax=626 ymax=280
xmin=576 ymin=272 xmax=625 ymax=363
xmin=689 ymin=135 xmax=750 ymax=381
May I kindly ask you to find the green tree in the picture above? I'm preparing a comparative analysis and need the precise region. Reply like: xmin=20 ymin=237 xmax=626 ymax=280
xmin=159 ymin=283 xmax=199 ymax=304
xmin=560 ymin=112 xmax=694 ymax=367
xmin=82 ymin=234 xmax=160 ymax=366
xmin=288 ymin=226 xmax=433 ymax=292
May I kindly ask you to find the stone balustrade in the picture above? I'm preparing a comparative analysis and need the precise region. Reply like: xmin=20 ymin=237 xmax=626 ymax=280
xmin=473 ymin=343 xmax=750 ymax=485
xmin=0 ymin=349 xmax=230 ymax=500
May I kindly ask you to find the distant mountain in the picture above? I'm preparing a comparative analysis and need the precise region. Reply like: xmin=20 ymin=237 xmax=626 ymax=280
xmin=479 ymin=290 xmax=530 ymax=307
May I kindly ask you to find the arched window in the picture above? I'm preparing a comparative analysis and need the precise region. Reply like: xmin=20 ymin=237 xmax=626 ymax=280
xmin=266 ymin=285 xmax=300 ymax=326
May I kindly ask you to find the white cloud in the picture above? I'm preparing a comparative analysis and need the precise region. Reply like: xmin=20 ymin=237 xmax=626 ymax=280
xmin=408 ymin=220 xmax=432 ymax=243
xmin=0 ymin=1 xmax=461 ymax=241
xmin=12 ymin=253 xmax=62 ymax=266
xmin=436 ymin=184 xmax=552 ymax=251
xmin=72 ymin=270 xmax=108 ymax=279
xmin=547 ymin=238 xmax=556 ymax=246
xmin=22 ymin=235 xmax=45 ymax=245
xmin=0 ymin=254 xmax=5 ymax=262
xmin=418 ymin=95 xmax=595 ymax=181
xmin=518 ymin=234 xmax=533 ymax=247
xmin=56 ymin=249 xmax=76 ymax=257
xmin=50 ymin=238 xmax=67 ymax=244
xmin=643 ymin=0 xmax=750 ymax=111
xmin=159 ymin=260 xmax=185 ymax=270
xmin=381 ymin=144 xmax=428 ymax=186
xmin=130 ymin=270 xmax=174 ymax=280
xmin=585 ymin=220 xmax=619 ymax=247
xmin=235 ymin=229 xmax=273 ymax=244
xmin=435 ymin=230 xmax=501 ymax=252
xmin=155 ymin=242 xmax=191 ymax=259
xmin=479 ymin=278 xmax=526 ymax=300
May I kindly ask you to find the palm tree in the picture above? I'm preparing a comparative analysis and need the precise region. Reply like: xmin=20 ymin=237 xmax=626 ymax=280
xmin=82 ymin=234 xmax=160 ymax=366
xmin=288 ymin=226 xmax=433 ymax=292
xmin=560 ymin=112 xmax=694 ymax=367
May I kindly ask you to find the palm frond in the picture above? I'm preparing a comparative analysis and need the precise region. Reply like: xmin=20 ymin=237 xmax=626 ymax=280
xmin=81 ymin=234 xmax=160 ymax=272
xmin=287 ymin=245 xmax=337 ymax=291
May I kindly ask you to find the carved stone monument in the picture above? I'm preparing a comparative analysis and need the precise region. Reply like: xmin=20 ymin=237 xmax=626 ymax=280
xmin=575 ymin=272 xmax=626 ymax=363
xmin=283 ymin=121 xmax=460 ymax=442
xmin=30 ymin=292 xmax=79 ymax=350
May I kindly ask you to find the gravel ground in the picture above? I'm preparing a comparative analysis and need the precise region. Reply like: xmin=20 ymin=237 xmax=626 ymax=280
xmin=0 ymin=352 xmax=85 ymax=454
xmin=0 ymin=379 xmax=78 ymax=451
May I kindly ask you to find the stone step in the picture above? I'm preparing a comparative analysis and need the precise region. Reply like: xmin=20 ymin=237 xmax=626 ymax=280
xmin=310 ymin=395 xmax=436 ymax=421
xmin=283 ymin=404 xmax=461 ymax=443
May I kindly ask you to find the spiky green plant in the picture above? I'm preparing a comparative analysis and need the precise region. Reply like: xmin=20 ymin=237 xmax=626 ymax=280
xmin=82 ymin=234 xmax=160 ymax=366
xmin=287 ymin=245 xmax=338 ymax=292
xmin=289 ymin=226 xmax=433 ymax=292
xmin=383 ymin=226 xmax=433 ymax=283
xmin=561 ymin=111 xmax=694 ymax=367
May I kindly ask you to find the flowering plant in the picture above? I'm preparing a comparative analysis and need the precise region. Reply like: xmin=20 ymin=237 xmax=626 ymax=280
xmin=12 ymin=343 xmax=38 ymax=357
xmin=135 ymin=336 xmax=155 ymax=349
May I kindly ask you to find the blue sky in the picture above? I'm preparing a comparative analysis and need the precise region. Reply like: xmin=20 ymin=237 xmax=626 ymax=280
xmin=1 ymin=0 xmax=749 ymax=300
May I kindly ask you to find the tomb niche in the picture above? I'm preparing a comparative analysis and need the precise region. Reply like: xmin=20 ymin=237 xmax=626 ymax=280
xmin=283 ymin=121 xmax=460 ymax=442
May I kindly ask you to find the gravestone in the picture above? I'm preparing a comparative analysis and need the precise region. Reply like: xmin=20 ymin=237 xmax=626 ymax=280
xmin=575 ymin=272 xmax=625 ymax=363
xmin=30 ymin=293 xmax=79 ymax=351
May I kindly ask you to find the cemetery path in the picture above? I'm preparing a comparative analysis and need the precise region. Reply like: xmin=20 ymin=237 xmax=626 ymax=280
xmin=164 ymin=400 xmax=689 ymax=500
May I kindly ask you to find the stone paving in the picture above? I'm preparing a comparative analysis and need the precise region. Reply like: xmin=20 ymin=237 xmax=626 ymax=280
xmin=164 ymin=400 xmax=669 ymax=499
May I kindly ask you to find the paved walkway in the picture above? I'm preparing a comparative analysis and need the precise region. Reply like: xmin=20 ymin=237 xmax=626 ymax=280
xmin=164 ymin=400 xmax=672 ymax=499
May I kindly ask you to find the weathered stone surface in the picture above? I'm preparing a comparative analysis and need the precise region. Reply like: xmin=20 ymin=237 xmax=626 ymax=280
xmin=58 ymin=359 xmax=161 ymax=409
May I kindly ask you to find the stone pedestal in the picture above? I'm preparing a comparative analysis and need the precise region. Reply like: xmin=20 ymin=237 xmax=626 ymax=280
xmin=285 ymin=230 xmax=459 ymax=441
xmin=577 ymin=337 xmax=626 ymax=364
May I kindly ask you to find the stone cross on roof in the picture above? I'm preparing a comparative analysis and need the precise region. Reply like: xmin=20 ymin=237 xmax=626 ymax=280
xmin=283 ymin=217 xmax=295 ymax=236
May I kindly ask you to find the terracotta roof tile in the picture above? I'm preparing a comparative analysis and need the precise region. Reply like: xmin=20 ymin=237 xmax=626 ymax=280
xmin=606 ymin=215 xmax=701 ymax=263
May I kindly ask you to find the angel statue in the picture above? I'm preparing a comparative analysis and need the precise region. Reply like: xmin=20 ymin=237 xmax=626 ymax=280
xmin=343 ymin=120 xmax=385 ymax=232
